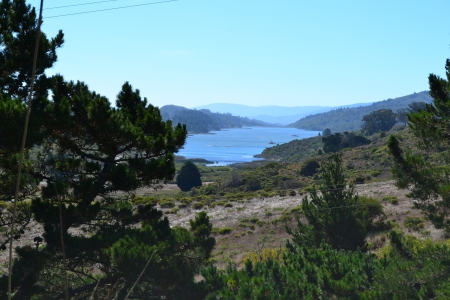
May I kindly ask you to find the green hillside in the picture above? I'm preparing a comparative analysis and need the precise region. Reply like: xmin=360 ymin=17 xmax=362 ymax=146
xmin=288 ymin=91 xmax=432 ymax=132
xmin=160 ymin=105 xmax=273 ymax=133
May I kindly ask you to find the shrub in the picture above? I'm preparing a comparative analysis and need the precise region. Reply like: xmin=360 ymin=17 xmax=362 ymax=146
xmin=382 ymin=196 xmax=399 ymax=205
xmin=404 ymin=216 xmax=425 ymax=231
xmin=159 ymin=200 xmax=175 ymax=208
xmin=250 ymin=217 xmax=259 ymax=223
xmin=284 ymin=180 xmax=302 ymax=189
xmin=192 ymin=202 xmax=204 ymax=210
xmin=218 ymin=227 xmax=233 ymax=235
xmin=299 ymin=158 xmax=320 ymax=177
xmin=246 ymin=176 xmax=262 ymax=191
xmin=164 ymin=207 xmax=180 ymax=214
xmin=131 ymin=195 xmax=158 ymax=205
xmin=176 ymin=161 xmax=202 ymax=192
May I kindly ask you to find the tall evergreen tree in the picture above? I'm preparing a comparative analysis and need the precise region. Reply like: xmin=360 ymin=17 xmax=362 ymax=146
xmin=0 ymin=78 xmax=202 ymax=298
xmin=388 ymin=58 xmax=450 ymax=234
xmin=0 ymin=0 xmax=64 ymax=100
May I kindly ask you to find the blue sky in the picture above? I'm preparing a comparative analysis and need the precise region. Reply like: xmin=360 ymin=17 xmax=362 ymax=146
xmin=28 ymin=0 xmax=450 ymax=108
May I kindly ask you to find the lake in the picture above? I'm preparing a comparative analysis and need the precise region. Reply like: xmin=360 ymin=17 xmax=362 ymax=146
xmin=177 ymin=127 xmax=320 ymax=165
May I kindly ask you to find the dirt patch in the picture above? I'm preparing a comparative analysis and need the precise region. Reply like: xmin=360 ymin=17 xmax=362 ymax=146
xmin=0 ymin=180 xmax=444 ymax=272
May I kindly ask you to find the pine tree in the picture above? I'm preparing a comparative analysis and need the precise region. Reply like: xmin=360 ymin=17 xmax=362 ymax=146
xmin=0 ymin=78 xmax=209 ymax=298
xmin=0 ymin=0 xmax=64 ymax=199
xmin=388 ymin=58 xmax=450 ymax=234
xmin=287 ymin=153 xmax=369 ymax=251
xmin=0 ymin=0 xmax=64 ymax=99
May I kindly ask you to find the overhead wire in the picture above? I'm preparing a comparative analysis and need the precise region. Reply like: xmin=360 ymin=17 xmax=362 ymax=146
xmin=45 ymin=0 xmax=121 ymax=10
xmin=45 ymin=0 xmax=179 ymax=19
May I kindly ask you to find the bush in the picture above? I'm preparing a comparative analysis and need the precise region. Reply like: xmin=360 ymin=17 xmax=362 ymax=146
xmin=192 ymin=202 xmax=204 ymax=210
xmin=382 ymin=196 xmax=399 ymax=205
xmin=283 ymin=180 xmax=302 ymax=189
xmin=176 ymin=161 xmax=202 ymax=192
xmin=299 ymin=158 xmax=320 ymax=177
xmin=159 ymin=200 xmax=175 ymax=208
xmin=358 ymin=196 xmax=384 ymax=218
xmin=250 ymin=217 xmax=259 ymax=223
xmin=404 ymin=216 xmax=425 ymax=231
xmin=218 ymin=227 xmax=233 ymax=235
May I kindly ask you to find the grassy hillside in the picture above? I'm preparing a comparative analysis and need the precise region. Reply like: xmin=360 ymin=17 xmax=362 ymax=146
xmin=288 ymin=91 xmax=432 ymax=132
xmin=258 ymin=136 xmax=323 ymax=163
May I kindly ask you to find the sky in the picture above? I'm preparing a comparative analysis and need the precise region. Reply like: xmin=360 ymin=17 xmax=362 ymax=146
xmin=27 ymin=0 xmax=450 ymax=109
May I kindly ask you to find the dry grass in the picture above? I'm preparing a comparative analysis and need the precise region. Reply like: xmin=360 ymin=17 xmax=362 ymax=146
xmin=1 ymin=181 xmax=445 ymax=272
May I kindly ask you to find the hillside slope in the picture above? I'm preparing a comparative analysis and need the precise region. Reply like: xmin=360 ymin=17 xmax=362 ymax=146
xmin=160 ymin=105 xmax=273 ymax=133
xmin=288 ymin=91 xmax=432 ymax=132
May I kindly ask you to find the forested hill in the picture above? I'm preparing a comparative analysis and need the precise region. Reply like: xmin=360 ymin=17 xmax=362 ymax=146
xmin=160 ymin=105 xmax=273 ymax=133
xmin=288 ymin=91 xmax=432 ymax=132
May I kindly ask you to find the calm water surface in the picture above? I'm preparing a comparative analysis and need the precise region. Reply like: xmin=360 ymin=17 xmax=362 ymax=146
xmin=177 ymin=127 xmax=320 ymax=166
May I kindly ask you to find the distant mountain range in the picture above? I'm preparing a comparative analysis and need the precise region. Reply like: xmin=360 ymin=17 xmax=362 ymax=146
xmin=193 ymin=103 xmax=372 ymax=125
xmin=288 ymin=91 xmax=432 ymax=132
xmin=160 ymin=105 xmax=273 ymax=134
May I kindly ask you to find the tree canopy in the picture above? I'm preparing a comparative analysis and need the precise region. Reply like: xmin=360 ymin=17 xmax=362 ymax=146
xmin=177 ymin=161 xmax=203 ymax=192
xmin=0 ymin=0 xmax=64 ymax=100
xmin=287 ymin=154 xmax=371 ymax=251
xmin=0 ymin=75 xmax=195 ymax=298
xmin=361 ymin=108 xmax=397 ymax=135
xmin=388 ymin=58 xmax=450 ymax=234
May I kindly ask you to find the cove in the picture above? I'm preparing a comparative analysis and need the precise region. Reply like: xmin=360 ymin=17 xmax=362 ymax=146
xmin=177 ymin=127 xmax=320 ymax=166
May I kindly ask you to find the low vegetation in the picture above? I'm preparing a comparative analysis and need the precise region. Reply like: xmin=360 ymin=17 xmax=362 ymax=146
xmin=1 ymin=1 xmax=450 ymax=298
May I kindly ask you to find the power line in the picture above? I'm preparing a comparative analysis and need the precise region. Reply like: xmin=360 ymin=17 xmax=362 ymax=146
xmin=45 ymin=0 xmax=178 ymax=19
xmin=45 ymin=0 xmax=121 ymax=10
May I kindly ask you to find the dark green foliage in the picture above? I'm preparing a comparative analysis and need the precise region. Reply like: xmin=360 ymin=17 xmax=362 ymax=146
xmin=0 ymin=0 xmax=64 ymax=200
xmin=177 ymin=161 xmax=202 ymax=191
xmin=388 ymin=59 xmax=450 ymax=234
xmin=160 ymin=105 xmax=269 ymax=133
xmin=404 ymin=216 xmax=425 ymax=231
xmin=362 ymin=231 xmax=450 ymax=300
xmin=322 ymin=127 xmax=332 ymax=136
xmin=201 ymin=242 xmax=379 ymax=299
xmin=244 ymin=175 xmax=261 ymax=191
xmin=287 ymin=154 xmax=369 ymax=251
xmin=0 ymin=76 xmax=196 ymax=297
xmin=322 ymin=131 xmax=370 ymax=153
xmin=362 ymin=108 xmax=397 ymax=135
xmin=299 ymin=158 xmax=320 ymax=176
xmin=38 ymin=77 xmax=187 ymax=208
xmin=0 ymin=0 xmax=64 ymax=99
xmin=289 ymin=91 xmax=432 ymax=132
xmin=1 ymin=207 xmax=215 ymax=299
xmin=408 ymin=101 xmax=427 ymax=113
xmin=173 ymin=109 xmax=220 ymax=133
xmin=322 ymin=133 xmax=342 ymax=153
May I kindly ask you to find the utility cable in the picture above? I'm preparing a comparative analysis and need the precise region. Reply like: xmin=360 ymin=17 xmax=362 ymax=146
xmin=46 ymin=0 xmax=178 ymax=19
xmin=45 ymin=0 xmax=121 ymax=10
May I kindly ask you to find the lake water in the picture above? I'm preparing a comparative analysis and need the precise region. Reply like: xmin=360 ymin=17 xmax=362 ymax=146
xmin=177 ymin=127 xmax=320 ymax=165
